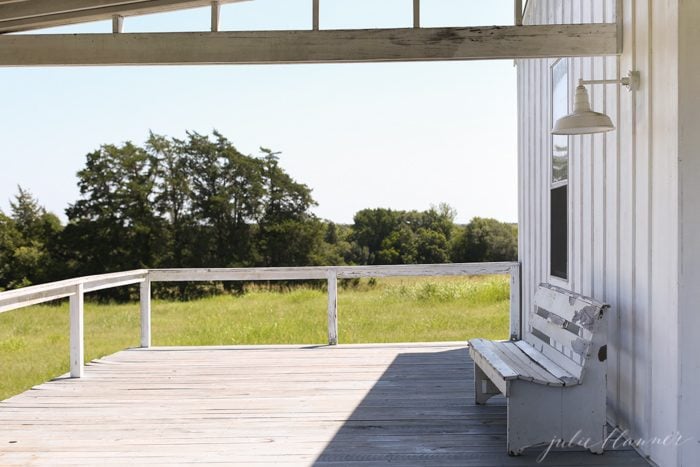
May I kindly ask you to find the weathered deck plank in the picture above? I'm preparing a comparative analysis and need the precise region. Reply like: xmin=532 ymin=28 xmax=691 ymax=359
xmin=0 ymin=343 xmax=647 ymax=466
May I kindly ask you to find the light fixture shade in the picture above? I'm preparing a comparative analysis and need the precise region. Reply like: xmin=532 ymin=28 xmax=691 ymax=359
xmin=552 ymin=82 xmax=615 ymax=135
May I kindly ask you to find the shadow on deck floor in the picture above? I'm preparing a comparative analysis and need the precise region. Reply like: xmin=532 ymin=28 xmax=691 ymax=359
xmin=313 ymin=347 xmax=648 ymax=467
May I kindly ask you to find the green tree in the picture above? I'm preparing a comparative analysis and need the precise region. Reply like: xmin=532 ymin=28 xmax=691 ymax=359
xmin=0 ymin=187 xmax=63 ymax=289
xmin=313 ymin=222 xmax=355 ymax=265
xmin=352 ymin=205 xmax=456 ymax=265
xmin=414 ymin=227 xmax=450 ymax=264
xmin=63 ymin=142 xmax=164 ymax=276
xmin=376 ymin=224 xmax=417 ymax=264
xmin=183 ymin=131 xmax=264 ymax=267
xmin=0 ymin=212 xmax=21 ymax=290
xmin=417 ymin=203 xmax=457 ymax=239
xmin=256 ymin=148 xmax=319 ymax=266
xmin=11 ymin=187 xmax=45 ymax=238
xmin=258 ymin=148 xmax=315 ymax=223
xmin=407 ymin=204 xmax=455 ymax=264
xmin=451 ymin=217 xmax=518 ymax=262
xmin=351 ymin=208 xmax=403 ymax=264
xmin=325 ymin=222 xmax=339 ymax=244
xmin=258 ymin=218 xmax=326 ymax=267
xmin=147 ymin=132 xmax=198 ymax=269
xmin=59 ymin=132 xmax=323 ymax=283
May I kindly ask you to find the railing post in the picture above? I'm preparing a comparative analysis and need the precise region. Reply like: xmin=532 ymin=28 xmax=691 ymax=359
xmin=112 ymin=15 xmax=123 ymax=33
xmin=327 ymin=270 xmax=338 ymax=345
xmin=69 ymin=283 xmax=84 ymax=378
xmin=413 ymin=0 xmax=420 ymax=28
xmin=140 ymin=276 xmax=151 ymax=348
xmin=312 ymin=0 xmax=319 ymax=31
xmin=210 ymin=1 xmax=220 ymax=32
xmin=509 ymin=263 xmax=522 ymax=340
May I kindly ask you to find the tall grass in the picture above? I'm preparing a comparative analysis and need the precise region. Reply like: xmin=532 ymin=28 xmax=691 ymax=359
xmin=0 ymin=301 xmax=140 ymax=402
xmin=0 ymin=275 xmax=510 ymax=400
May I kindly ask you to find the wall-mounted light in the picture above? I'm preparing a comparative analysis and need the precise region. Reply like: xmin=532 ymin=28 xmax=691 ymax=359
xmin=551 ymin=71 xmax=640 ymax=135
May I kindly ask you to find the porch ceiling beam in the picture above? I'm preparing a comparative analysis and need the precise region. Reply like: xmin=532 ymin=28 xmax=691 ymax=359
xmin=0 ymin=0 xmax=250 ymax=33
xmin=0 ymin=23 xmax=617 ymax=67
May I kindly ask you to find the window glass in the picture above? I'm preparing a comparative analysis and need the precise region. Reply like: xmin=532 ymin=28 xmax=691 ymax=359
xmin=552 ymin=59 xmax=568 ymax=184
xmin=550 ymin=59 xmax=568 ymax=280
xmin=550 ymin=185 xmax=568 ymax=279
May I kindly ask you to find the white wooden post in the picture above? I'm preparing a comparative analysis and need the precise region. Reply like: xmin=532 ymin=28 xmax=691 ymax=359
xmin=615 ymin=0 xmax=623 ymax=53
xmin=211 ymin=1 xmax=220 ymax=32
xmin=413 ymin=0 xmax=420 ymax=28
xmin=112 ymin=15 xmax=123 ymax=33
xmin=509 ymin=263 xmax=522 ymax=340
xmin=327 ymin=270 xmax=338 ymax=345
xmin=69 ymin=283 xmax=84 ymax=378
xmin=140 ymin=277 xmax=151 ymax=348
xmin=312 ymin=0 xmax=319 ymax=31
xmin=514 ymin=0 xmax=523 ymax=26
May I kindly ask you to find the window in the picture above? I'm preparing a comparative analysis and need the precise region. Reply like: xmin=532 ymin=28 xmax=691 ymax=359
xmin=550 ymin=59 xmax=568 ymax=280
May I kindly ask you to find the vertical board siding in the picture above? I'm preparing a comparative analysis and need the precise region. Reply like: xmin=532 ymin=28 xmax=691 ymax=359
xmin=604 ymin=49 xmax=621 ymax=424
xmin=518 ymin=1 xmax=678 ymax=465
xmin=632 ymin=0 xmax=651 ymax=443
xmin=677 ymin=2 xmax=699 ymax=464
xmin=617 ymin=0 xmax=635 ymax=434
xmin=592 ymin=0 xmax=605 ymax=304
xmin=649 ymin=0 xmax=680 ymax=465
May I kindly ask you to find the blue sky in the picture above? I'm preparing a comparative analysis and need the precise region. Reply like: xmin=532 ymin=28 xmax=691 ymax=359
xmin=0 ymin=0 xmax=517 ymax=224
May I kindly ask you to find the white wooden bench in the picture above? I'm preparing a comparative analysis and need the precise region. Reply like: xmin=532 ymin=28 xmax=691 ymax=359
xmin=469 ymin=283 xmax=610 ymax=456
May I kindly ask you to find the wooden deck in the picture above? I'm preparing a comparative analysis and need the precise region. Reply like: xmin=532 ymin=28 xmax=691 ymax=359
xmin=0 ymin=343 xmax=648 ymax=466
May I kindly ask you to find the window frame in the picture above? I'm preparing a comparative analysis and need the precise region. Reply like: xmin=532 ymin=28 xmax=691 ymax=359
xmin=549 ymin=57 xmax=570 ymax=284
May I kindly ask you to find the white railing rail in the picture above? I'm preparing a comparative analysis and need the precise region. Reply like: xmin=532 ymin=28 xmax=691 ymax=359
xmin=0 ymin=262 xmax=520 ymax=377
xmin=0 ymin=269 xmax=149 ymax=313
xmin=0 ymin=269 xmax=149 ymax=378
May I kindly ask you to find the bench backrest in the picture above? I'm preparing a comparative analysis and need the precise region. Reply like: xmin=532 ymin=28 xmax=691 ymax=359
xmin=524 ymin=283 xmax=609 ymax=382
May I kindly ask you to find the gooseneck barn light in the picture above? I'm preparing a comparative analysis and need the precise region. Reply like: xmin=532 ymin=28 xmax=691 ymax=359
xmin=552 ymin=71 xmax=640 ymax=135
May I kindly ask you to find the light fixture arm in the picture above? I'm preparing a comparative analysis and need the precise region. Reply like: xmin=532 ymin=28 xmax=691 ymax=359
xmin=553 ymin=71 xmax=640 ymax=135
xmin=579 ymin=70 xmax=640 ymax=92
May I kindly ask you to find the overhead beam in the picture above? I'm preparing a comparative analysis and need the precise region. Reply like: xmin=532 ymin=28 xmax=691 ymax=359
xmin=0 ymin=0 xmax=250 ymax=33
xmin=0 ymin=24 xmax=618 ymax=67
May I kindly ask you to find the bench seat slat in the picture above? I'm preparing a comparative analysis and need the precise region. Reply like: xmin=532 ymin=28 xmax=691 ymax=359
xmin=487 ymin=343 xmax=536 ymax=384
xmin=469 ymin=338 xmax=564 ymax=387
xmin=514 ymin=340 xmax=578 ymax=385
xmin=498 ymin=341 xmax=563 ymax=386
xmin=523 ymin=332 xmax=584 ymax=380
xmin=469 ymin=340 xmax=512 ymax=395
xmin=469 ymin=338 xmax=519 ymax=380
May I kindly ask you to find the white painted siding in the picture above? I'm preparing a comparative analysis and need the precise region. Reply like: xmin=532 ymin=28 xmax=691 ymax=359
xmin=677 ymin=2 xmax=700 ymax=465
xmin=517 ymin=1 xmax=681 ymax=465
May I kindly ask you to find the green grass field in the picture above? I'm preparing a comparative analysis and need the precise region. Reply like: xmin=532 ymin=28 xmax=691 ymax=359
xmin=0 ymin=275 xmax=510 ymax=401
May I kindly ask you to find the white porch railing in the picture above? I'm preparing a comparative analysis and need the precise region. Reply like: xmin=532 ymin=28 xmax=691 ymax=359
xmin=0 ymin=269 xmax=149 ymax=378
xmin=0 ymin=262 xmax=521 ymax=378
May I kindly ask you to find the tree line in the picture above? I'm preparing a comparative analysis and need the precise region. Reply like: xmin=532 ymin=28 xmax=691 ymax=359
xmin=0 ymin=131 xmax=517 ymax=294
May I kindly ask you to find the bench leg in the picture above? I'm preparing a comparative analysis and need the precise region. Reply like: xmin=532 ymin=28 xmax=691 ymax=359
xmin=474 ymin=364 xmax=501 ymax=405
xmin=561 ymin=385 xmax=607 ymax=455
xmin=506 ymin=382 xmax=608 ymax=456
xmin=507 ymin=382 xmax=563 ymax=455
